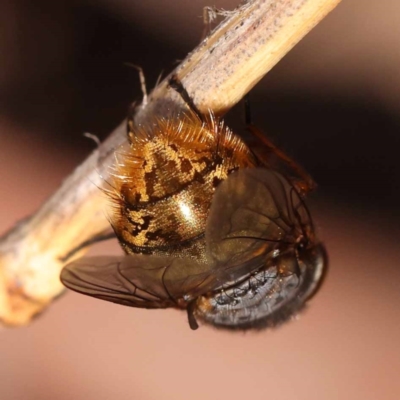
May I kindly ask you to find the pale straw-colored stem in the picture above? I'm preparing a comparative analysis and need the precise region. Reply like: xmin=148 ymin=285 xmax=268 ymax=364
xmin=0 ymin=0 xmax=342 ymax=326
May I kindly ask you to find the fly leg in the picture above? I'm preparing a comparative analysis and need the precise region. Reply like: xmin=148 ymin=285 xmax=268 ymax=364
xmin=244 ymin=95 xmax=315 ymax=195
xmin=168 ymin=74 xmax=205 ymax=123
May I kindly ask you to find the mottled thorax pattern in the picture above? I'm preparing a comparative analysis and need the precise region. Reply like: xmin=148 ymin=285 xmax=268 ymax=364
xmin=107 ymin=111 xmax=256 ymax=259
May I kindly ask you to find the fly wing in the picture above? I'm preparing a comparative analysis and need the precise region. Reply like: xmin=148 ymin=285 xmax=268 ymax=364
xmin=61 ymin=169 xmax=313 ymax=310
xmin=60 ymin=254 xmax=219 ymax=308
xmin=205 ymin=168 xmax=310 ymax=284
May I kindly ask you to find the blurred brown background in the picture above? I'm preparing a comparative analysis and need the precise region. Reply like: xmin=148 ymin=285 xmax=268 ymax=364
xmin=1 ymin=1 xmax=399 ymax=399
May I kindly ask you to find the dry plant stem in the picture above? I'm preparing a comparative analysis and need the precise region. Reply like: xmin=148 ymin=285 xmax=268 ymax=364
xmin=0 ymin=0 xmax=342 ymax=326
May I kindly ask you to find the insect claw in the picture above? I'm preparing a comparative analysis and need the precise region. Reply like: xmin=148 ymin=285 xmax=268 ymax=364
xmin=187 ymin=300 xmax=199 ymax=330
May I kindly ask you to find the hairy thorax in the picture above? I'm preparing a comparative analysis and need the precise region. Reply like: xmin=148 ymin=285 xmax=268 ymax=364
xmin=107 ymin=111 xmax=257 ymax=261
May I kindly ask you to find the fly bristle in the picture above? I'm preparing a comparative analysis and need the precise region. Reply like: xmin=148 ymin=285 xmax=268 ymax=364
xmin=103 ymin=109 xmax=257 ymax=242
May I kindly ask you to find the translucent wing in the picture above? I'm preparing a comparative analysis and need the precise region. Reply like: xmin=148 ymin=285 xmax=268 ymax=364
xmin=61 ymin=168 xmax=318 ymax=325
xmin=191 ymin=168 xmax=326 ymax=329
xmin=204 ymin=168 xmax=311 ymax=286
xmin=61 ymin=254 xmax=219 ymax=308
